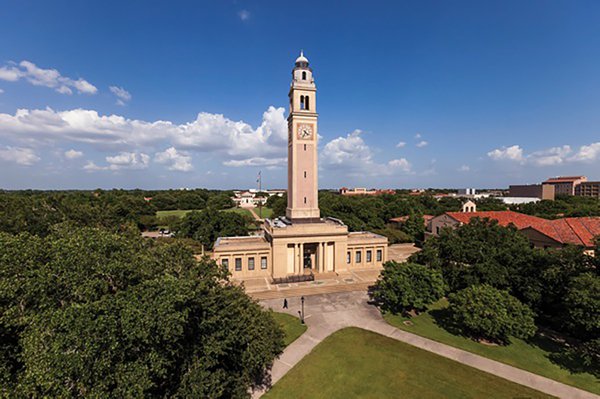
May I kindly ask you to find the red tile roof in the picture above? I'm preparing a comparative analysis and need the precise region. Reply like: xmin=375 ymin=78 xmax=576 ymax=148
xmin=445 ymin=211 xmax=600 ymax=248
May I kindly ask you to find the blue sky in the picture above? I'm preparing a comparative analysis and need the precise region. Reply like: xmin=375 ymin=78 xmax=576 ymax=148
xmin=1 ymin=0 xmax=599 ymax=190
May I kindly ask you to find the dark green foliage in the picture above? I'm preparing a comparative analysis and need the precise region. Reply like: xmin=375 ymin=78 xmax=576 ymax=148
xmin=206 ymin=193 xmax=235 ymax=210
xmin=0 ymin=228 xmax=283 ymax=398
xmin=448 ymin=285 xmax=536 ymax=344
xmin=400 ymin=213 xmax=425 ymax=242
xmin=267 ymin=193 xmax=287 ymax=218
xmin=563 ymin=273 xmax=599 ymax=340
xmin=412 ymin=218 xmax=534 ymax=292
xmin=373 ymin=262 xmax=445 ymax=314
xmin=178 ymin=209 xmax=249 ymax=250
xmin=510 ymin=195 xmax=600 ymax=219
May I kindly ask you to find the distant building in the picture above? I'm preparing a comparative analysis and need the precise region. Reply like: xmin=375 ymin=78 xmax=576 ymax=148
xmin=426 ymin=210 xmax=600 ymax=253
xmin=458 ymin=188 xmax=476 ymax=195
xmin=461 ymin=200 xmax=477 ymax=213
xmin=543 ymin=176 xmax=587 ymax=196
xmin=499 ymin=197 xmax=541 ymax=205
xmin=509 ymin=184 xmax=555 ymax=200
xmin=339 ymin=187 xmax=395 ymax=196
xmin=232 ymin=189 xmax=285 ymax=208
xmin=575 ymin=181 xmax=600 ymax=198
xmin=389 ymin=214 xmax=434 ymax=227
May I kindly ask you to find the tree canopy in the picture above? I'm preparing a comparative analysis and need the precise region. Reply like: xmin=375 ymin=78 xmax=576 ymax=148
xmin=0 ymin=228 xmax=283 ymax=398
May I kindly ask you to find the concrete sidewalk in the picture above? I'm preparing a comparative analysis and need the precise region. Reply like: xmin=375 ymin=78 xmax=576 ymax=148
xmin=254 ymin=292 xmax=599 ymax=399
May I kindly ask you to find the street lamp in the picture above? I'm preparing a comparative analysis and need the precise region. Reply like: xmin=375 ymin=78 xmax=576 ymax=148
xmin=300 ymin=296 xmax=305 ymax=324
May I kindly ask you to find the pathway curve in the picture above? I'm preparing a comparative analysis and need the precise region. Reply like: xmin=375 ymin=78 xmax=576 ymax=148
xmin=254 ymin=291 xmax=598 ymax=399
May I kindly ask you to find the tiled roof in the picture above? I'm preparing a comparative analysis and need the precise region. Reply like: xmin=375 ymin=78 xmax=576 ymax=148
xmin=445 ymin=211 xmax=600 ymax=248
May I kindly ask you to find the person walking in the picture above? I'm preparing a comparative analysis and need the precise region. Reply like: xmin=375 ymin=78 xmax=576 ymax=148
xmin=283 ymin=298 xmax=288 ymax=309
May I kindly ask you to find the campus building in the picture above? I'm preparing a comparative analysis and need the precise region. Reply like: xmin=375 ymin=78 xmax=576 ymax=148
xmin=543 ymin=176 xmax=587 ymax=196
xmin=212 ymin=53 xmax=388 ymax=280
xmin=575 ymin=181 xmax=600 ymax=198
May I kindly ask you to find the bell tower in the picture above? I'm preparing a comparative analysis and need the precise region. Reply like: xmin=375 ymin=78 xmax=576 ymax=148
xmin=286 ymin=51 xmax=320 ymax=221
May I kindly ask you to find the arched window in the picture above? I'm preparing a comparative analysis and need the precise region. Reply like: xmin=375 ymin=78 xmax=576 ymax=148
xmin=300 ymin=95 xmax=305 ymax=110
xmin=304 ymin=144 xmax=306 ymax=151
xmin=302 ymin=71 xmax=307 ymax=80
xmin=305 ymin=96 xmax=310 ymax=111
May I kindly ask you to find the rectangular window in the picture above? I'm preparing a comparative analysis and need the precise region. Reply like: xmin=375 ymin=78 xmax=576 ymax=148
xmin=346 ymin=252 xmax=351 ymax=264
xmin=261 ymin=256 xmax=268 ymax=269
xmin=248 ymin=257 xmax=255 ymax=271
xmin=366 ymin=250 xmax=372 ymax=262
xmin=304 ymin=197 xmax=307 ymax=204
xmin=304 ymin=144 xmax=307 ymax=151
xmin=356 ymin=251 xmax=361 ymax=263
xmin=221 ymin=258 xmax=229 ymax=268
xmin=304 ymin=171 xmax=307 ymax=178
xmin=235 ymin=258 xmax=242 ymax=271
xmin=376 ymin=249 xmax=382 ymax=262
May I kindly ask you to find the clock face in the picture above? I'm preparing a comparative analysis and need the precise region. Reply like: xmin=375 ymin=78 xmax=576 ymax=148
xmin=297 ymin=124 xmax=313 ymax=140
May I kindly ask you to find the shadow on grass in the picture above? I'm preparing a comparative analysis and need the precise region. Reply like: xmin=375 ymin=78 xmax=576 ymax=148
xmin=429 ymin=307 xmax=464 ymax=337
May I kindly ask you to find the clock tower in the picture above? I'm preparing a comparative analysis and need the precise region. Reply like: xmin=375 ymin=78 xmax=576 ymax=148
xmin=286 ymin=51 xmax=320 ymax=221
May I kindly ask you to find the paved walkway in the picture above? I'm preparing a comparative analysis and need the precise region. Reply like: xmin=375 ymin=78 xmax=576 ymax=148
xmin=254 ymin=292 xmax=598 ymax=399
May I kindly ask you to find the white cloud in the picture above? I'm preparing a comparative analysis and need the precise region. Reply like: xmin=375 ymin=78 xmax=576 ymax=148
xmin=0 ymin=106 xmax=287 ymax=166
xmin=488 ymin=143 xmax=600 ymax=166
xmin=570 ymin=142 xmax=600 ymax=162
xmin=321 ymin=130 xmax=412 ymax=176
xmin=223 ymin=157 xmax=286 ymax=167
xmin=396 ymin=141 xmax=406 ymax=148
xmin=487 ymin=145 xmax=524 ymax=162
xmin=458 ymin=165 xmax=470 ymax=172
xmin=154 ymin=147 xmax=193 ymax=172
xmin=0 ymin=88 xmax=4 ymax=94
xmin=388 ymin=158 xmax=411 ymax=172
xmin=0 ymin=146 xmax=40 ymax=166
xmin=86 ymin=152 xmax=149 ymax=171
xmin=416 ymin=140 xmax=428 ymax=148
xmin=0 ymin=61 xmax=97 ymax=95
xmin=414 ymin=133 xmax=421 ymax=139
xmin=109 ymin=86 xmax=132 ymax=106
xmin=528 ymin=145 xmax=571 ymax=166
xmin=64 ymin=149 xmax=83 ymax=159
xmin=238 ymin=10 xmax=250 ymax=20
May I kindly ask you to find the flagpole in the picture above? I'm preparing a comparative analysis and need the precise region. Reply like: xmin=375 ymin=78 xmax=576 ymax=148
xmin=258 ymin=171 xmax=262 ymax=219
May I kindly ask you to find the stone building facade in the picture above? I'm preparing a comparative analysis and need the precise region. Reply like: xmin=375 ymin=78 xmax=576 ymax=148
xmin=212 ymin=53 xmax=388 ymax=280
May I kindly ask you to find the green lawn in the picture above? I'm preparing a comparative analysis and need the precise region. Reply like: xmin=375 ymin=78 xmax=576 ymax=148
xmin=156 ymin=209 xmax=194 ymax=218
xmin=264 ymin=327 xmax=553 ymax=399
xmin=384 ymin=299 xmax=599 ymax=395
xmin=272 ymin=312 xmax=307 ymax=346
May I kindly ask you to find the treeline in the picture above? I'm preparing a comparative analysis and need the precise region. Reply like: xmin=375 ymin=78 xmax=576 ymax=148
xmin=510 ymin=195 xmax=600 ymax=219
xmin=267 ymin=192 xmax=508 ymax=242
xmin=0 ymin=189 xmax=234 ymax=236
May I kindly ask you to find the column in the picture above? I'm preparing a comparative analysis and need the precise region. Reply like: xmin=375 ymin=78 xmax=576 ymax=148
xmin=323 ymin=242 xmax=328 ymax=272
xmin=317 ymin=242 xmax=323 ymax=273
xmin=299 ymin=243 xmax=304 ymax=273
xmin=295 ymin=243 xmax=300 ymax=274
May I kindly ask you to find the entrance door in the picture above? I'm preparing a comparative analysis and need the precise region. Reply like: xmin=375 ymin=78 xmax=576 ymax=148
xmin=303 ymin=252 xmax=312 ymax=269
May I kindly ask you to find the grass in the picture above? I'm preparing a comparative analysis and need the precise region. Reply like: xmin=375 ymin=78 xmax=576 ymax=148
xmin=155 ymin=207 xmax=273 ymax=220
xmin=272 ymin=312 xmax=307 ymax=346
xmin=264 ymin=327 xmax=553 ymax=399
xmin=384 ymin=299 xmax=599 ymax=395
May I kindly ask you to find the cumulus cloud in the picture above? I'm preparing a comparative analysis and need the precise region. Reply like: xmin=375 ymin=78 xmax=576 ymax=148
xmin=416 ymin=140 xmax=428 ymax=148
xmin=109 ymin=86 xmax=132 ymax=106
xmin=570 ymin=142 xmax=600 ymax=162
xmin=396 ymin=141 xmax=406 ymax=148
xmin=0 ymin=88 xmax=4 ymax=94
xmin=154 ymin=147 xmax=193 ymax=172
xmin=0 ymin=106 xmax=287 ymax=164
xmin=458 ymin=165 xmax=470 ymax=172
xmin=0 ymin=61 xmax=97 ymax=95
xmin=0 ymin=146 xmax=40 ymax=166
xmin=85 ymin=152 xmax=149 ymax=171
xmin=64 ymin=149 xmax=83 ymax=159
xmin=414 ymin=133 xmax=421 ymax=139
xmin=223 ymin=157 xmax=286 ymax=167
xmin=529 ymin=145 xmax=571 ymax=166
xmin=488 ymin=142 xmax=600 ymax=166
xmin=238 ymin=10 xmax=250 ymax=20
xmin=487 ymin=145 xmax=524 ymax=162
xmin=321 ymin=130 xmax=412 ymax=176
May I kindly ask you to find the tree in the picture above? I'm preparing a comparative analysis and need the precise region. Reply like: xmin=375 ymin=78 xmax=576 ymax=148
xmin=400 ymin=213 xmax=425 ymax=242
xmin=563 ymin=272 xmax=600 ymax=340
xmin=267 ymin=194 xmax=286 ymax=218
xmin=206 ymin=193 xmax=235 ymax=210
xmin=448 ymin=285 xmax=536 ymax=344
xmin=178 ymin=209 xmax=249 ymax=250
xmin=373 ymin=262 xmax=445 ymax=315
xmin=411 ymin=218 xmax=535 ymax=293
xmin=0 ymin=228 xmax=283 ymax=398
